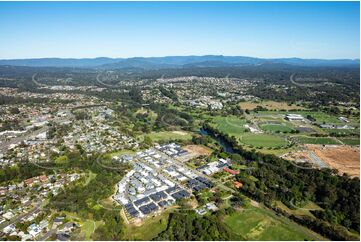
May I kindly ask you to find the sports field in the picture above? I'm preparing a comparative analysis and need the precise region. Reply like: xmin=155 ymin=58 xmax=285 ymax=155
xmin=145 ymin=131 xmax=192 ymax=142
xmin=260 ymin=123 xmax=294 ymax=133
xmin=223 ymin=207 xmax=326 ymax=241
xmin=211 ymin=116 xmax=288 ymax=148
xmin=212 ymin=116 xmax=248 ymax=135
xmin=241 ymin=133 xmax=287 ymax=148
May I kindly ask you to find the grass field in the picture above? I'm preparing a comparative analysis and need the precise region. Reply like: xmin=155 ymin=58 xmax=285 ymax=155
xmin=55 ymin=155 xmax=68 ymax=164
xmin=241 ymin=133 xmax=287 ymax=148
xmin=134 ymin=108 xmax=158 ymax=121
xmin=62 ymin=211 xmax=102 ymax=240
xmin=239 ymin=101 xmax=305 ymax=111
xmin=273 ymin=200 xmax=322 ymax=218
xmin=109 ymin=149 xmax=136 ymax=157
xmin=223 ymin=207 xmax=326 ymax=241
xmin=145 ymin=131 xmax=193 ymax=142
xmin=323 ymin=128 xmax=360 ymax=136
xmin=257 ymin=110 xmax=359 ymax=127
xmin=260 ymin=123 xmax=294 ymax=133
xmin=122 ymin=211 xmax=170 ymax=240
xmin=81 ymin=220 xmax=102 ymax=240
xmin=83 ymin=171 xmax=97 ymax=187
xmin=212 ymin=116 xmax=248 ymax=134
xmin=294 ymin=136 xmax=341 ymax=145
xmin=211 ymin=116 xmax=288 ymax=148
xmin=339 ymin=138 xmax=360 ymax=146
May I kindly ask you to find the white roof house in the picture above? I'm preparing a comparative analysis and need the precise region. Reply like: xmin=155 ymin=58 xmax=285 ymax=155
xmin=285 ymin=114 xmax=304 ymax=121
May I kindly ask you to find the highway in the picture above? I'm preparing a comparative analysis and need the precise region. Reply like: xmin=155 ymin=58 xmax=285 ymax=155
xmin=0 ymin=110 xmax=74 ymax=153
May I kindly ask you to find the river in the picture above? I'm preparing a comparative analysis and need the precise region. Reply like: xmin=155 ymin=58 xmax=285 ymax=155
xmin=199 ymin=128 xmax=236 ymax=154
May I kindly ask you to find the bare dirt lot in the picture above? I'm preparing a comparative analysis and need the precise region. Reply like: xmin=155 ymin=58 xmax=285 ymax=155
xmin=284 ymin=145 xmax=360 ymax=177
xmin=183 ymin=145 xmax=212 ymax=160
xmin=239 ymin=101 xmax=306 ymax=111
xmin=307 ymin=145 xmax=360 ymax=177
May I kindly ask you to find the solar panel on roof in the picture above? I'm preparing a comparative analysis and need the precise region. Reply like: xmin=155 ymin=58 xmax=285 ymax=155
xmin=134 ymin=197 xmax=150 ymax=206
xmin=158 ymin=201 xmax=168 ymax=207
xmin=150 ymin=193 xmax=162 ymax=202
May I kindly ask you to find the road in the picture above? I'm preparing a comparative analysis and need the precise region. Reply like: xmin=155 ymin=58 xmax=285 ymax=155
xmin=0 ymin=110 xmax=74 ymax=153
xmin=308 ymin=151 xmax=329 ymax=168
xmin=289 ymin=73 xmax=325 ymax=88
xmin=0 ymin=126 xmax=48 ymax=153
xmin=0 ymin=201 xmax=42 ymax=230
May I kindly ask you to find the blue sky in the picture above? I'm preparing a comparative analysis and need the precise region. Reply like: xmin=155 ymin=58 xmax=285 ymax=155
xmin=0 ymin=1 xmax=359 ymax=59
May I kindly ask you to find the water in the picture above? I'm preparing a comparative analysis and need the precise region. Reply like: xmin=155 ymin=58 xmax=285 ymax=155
xmin=199 ymin=128 xmax=236 ymax=154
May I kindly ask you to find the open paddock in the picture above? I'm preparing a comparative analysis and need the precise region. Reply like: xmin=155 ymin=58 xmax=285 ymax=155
xmin=223 ymin=207 xmax=325 ymax=241
xmin=239 ymin=101 xmax=306 ymax=111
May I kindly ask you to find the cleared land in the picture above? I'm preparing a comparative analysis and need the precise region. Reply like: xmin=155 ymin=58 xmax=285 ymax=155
xmin=183 ymin=144 xmax=212 ymax=158
xmin=307 ymin=145 xmax=360 ymax=177
xmin=239 ymin=101 xmax=305 ymax=111
xmin=122 ymin=210 xmax=170 ymax=240
xmin=223 ymin=207 xmax=325 ymax=241
xmin=284 ymin=145 xmax=360 ymax=177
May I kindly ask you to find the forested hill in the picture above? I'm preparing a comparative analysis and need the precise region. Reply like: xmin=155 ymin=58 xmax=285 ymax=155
xmin=0 ymin=55 xmax=359 ymax=69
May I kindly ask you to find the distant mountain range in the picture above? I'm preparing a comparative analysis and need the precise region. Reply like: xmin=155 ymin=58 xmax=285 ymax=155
xmin=0 ymin=55 xmax=359 ymax=69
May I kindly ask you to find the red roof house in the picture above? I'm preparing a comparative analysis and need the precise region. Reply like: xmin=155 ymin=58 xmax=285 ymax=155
xmin=39 ymin=175 xmax=48 ymax=183
xmin=224 ymin=167 xmax=240 ymax=175
xmin=234 ymin=181 xmax=243 ymax=188
xmin=24 ymin=178 xmax=34 ymax=186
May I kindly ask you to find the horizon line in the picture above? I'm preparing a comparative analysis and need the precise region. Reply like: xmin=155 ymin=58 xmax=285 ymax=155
xmin=0 ymin=55 xmax=359 ymax=61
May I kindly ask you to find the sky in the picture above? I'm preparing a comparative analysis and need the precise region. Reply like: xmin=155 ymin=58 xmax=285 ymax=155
xmin=0 ymin=1 xmax=359 ymax=59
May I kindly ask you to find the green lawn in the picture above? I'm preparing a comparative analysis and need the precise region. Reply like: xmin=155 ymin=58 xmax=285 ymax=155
xmin=273 ymin=200 xmax=322 ymax=218
xmin=81 ymin=220 xmax=103 ymax=240
xmin=212 ymin=116 xmax=248 ymax=135
xmin=145 ymin=131 xmax=193 ymax=142
xmin=324 ymin=128 xmax=360 ymax=136
xmin=223 ymin=207 xmax=326 ymax=241
xmin=241 ymin=133 xmax=287 ymax=148
xmin=62 ymin=211 xmax=102 ymax=240
xmin=339 ymin=138 xmax=360 ymax=146
xmin=55 ymin=155 xmax=68 ymax=164
xmin=260 ymin=124 xmax=294 ymax=133
xmin=211 ymin=116 xmax=288 ymax=148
